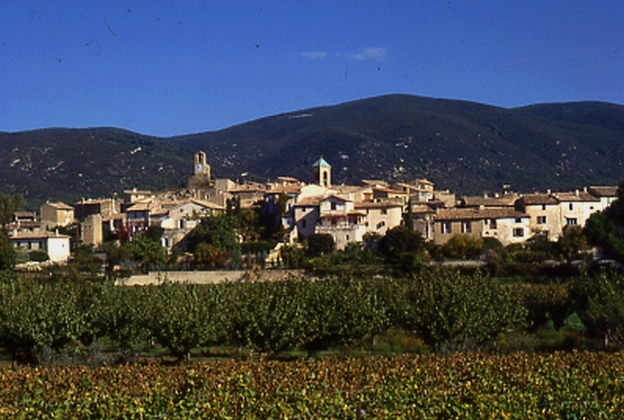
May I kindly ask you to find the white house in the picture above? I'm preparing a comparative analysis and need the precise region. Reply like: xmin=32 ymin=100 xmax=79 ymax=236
xmin=9 ymin=231 xmax=71 ymax=263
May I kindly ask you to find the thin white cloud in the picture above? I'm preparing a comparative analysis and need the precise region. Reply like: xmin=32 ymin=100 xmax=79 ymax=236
xmin=301 ymin=47 xmax=388 ymax=62
xmin=301 ymin=51 xmax=328 ymax=60
xmin=350 ymin=47 xmax=387 ymax=62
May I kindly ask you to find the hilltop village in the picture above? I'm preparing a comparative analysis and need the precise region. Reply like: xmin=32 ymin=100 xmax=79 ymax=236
xmin=4 ymin=150 xmax=619 ymax=268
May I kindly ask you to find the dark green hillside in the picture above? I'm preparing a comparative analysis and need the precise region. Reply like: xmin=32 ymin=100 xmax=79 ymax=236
xmin=0 ymin=128 xmax=191 ymax=205
xmin=2 ymin=95 xmax=624 ymax=204
xmin=169 ymin=94 xmax=624 ymax=193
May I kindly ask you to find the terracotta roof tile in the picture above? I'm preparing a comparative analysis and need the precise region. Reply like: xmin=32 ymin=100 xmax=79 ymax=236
xmin=588 ymin=186 xmax=618 ymax=197
xmin=435 ymin=208 xmax=527 ymax=221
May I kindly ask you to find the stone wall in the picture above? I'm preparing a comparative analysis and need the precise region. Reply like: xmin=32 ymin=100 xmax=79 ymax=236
xmin=118 ymin=269 xmax=307 ymax=286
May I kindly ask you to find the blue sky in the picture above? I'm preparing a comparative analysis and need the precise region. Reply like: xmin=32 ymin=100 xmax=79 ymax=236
xmin=2 ymin=1 xmax=623 ymax=137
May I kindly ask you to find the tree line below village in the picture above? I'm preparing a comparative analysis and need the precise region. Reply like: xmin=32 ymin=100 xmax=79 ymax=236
xmin=0 ymin=266 xmax=623 ymax=366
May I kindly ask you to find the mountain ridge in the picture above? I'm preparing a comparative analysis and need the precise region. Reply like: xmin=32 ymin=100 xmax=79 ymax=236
xmin=1 ymin=94 xmax=623 ymax=205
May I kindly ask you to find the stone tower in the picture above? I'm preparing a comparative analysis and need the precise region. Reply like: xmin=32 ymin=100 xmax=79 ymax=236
xmin=189 ymin=151 xmax=212 ymax=190
xmin=313 ymin=157 xmax=331 ymax=187
xmin=194 ymin=151 xmax=211 ymax=180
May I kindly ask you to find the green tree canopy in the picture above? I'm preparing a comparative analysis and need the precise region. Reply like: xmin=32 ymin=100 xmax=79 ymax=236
xmin=185 ymin=215 xmax=241 ymax=266
xmin=306 ymin=233 xmax=335 ymax=257
xmin=584 ymin=180 xmax=624 ymax=261
xmin=0 ymin=229 xmax=16 ymax=270
xmin=0 ymin=193 xmax=27 ymax=227
xmin=379 ymin=225 xmax=425 ymax=271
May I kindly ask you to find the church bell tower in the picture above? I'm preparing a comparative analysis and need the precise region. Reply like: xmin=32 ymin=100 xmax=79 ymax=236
xmin=312 ymin=156 xmax=331 ymax=187
xmin=193 ymin=151 xmax=211 ymax=181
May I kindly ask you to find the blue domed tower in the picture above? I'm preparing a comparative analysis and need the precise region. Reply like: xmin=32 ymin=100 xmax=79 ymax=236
xmin=313 ymin=156 xmax=331 ymax=187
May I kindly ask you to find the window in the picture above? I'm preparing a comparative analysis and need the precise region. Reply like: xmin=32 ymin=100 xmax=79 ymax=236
xmin=515 ymin=217 xmax=522 ymax=223
xmin=376 ymin=221 xmax=386 ymax=230
xmin=513 ymin=228 xmax=524 ymax=237
xmin=381 ymin=208 xmax=387 ymax=215
xmin=346 ymin=235 xmax=349 ymax=241
xmin=569 ymin=203 xmax=574 ymax=211
xmin=566 ymin=217 xmax=578 ymax=226
xmin=542 ymin=204 xmax=546 ymax=211
xmin=461 ymin=221 xmax=471 ymax=233
xmin=537 ymin=216 xmax=547 ymax=225
xmin=442 ymin=221 xmax=452 ymax=234
xmin=301 ymin=219 xmax=307 ymax=228
xmin=330 ymin=202 xmax=337 ymax=211
xmin=489 ymin=219 xmax=497 ymax=229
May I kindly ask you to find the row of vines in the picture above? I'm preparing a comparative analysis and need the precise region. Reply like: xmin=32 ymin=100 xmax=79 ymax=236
xmin=0 ymin=268 xmax=527 ymax=364
xmin=0 ymin=268 xmax=621 ymax=364
xmin=1 ymin=352 xmax=624 ymax=418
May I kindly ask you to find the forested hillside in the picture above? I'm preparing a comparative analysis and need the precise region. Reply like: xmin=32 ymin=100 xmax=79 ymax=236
xmin=2 ymin=95 xmax=624 ymax=205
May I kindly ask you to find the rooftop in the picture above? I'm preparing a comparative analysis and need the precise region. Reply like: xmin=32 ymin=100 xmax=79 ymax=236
xmin=435 ymin=207 xmax=528 ymax=221
xmin=312 ymin=157 xmax=331 ymax=167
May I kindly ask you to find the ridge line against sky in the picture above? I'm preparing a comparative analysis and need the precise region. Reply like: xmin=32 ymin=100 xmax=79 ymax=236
xmin=2 ymin=1 xmax=623 ymax=137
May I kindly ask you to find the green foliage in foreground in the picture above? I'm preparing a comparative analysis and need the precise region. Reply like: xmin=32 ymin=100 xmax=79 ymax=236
xmin=1 ymin=352 xmax=623 ymax=418
xmin=0 ymin=269 xmax=527 ymax=364
xmin=3 ymin=267 xmax=624 ymax=364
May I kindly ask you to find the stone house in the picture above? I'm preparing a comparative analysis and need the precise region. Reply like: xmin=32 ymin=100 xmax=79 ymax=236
xmin=394 ymin=178 xmax=435 ymax=202
xmin=353 ymin=201 xmax=403 ymax=237
xmin=588 ymin=186 xmax=618 ymax=210
xmin=40 ymin=201 xmax=74 ymax=229
xmin=292 ymin=195 xmax=324 ymax=241
xmin=122 ymin=189 xmax=154 ymax=212
xmin=372 ymin=187 xmax=409 ymax=204
xmin=313 ymin=195 xmax=367 ymax=250
xmin=74 ymin=198 xmax=117 ymax=221
xmin=433 ymin=208 xmax=530 ymax=246
xmin=514 ymin=193 xmax=561 ymax=241
xmin=161 ymin=199 xmax=224 ymax=231
xmin=553 ymin=190 xmax=602 ymax=232
xmin=515 ymin=190 xmax=603 ymax=241
xmin=408 ymin=202 xmax=439 ymax=241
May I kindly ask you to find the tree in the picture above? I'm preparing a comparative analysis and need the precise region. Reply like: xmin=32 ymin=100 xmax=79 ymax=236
xmin=127 ymin=232 xmax=167 ymax=269
xmin=584 ymin=180 xmax=624 ymax=261
xmin=0 ymin=229 xmax=16 ymax=270
xmin=398 ymin=269 xmax=526 ymax=352
xmin=404 ymin=199 xmax=414 ymax=231
xmin=441 ymin=235 xmax=484 ymax=260
xmin=585 ymin=211 xmax=624 ymax=260
xmin=185 ymin=215 xmax=241 ymax=267
xmin=280 ymin=244 xmax=305 ymax=268
xmin=571 ymin=271 xmax=624 ymax=347
xmin=557 ymin=225 xmax=589 ymax=262
xmin=306 ymin=233 xmax=335 ymax=257
xmin=0 ymin=193 xmax=26 ymax=227
xmin=71 ymin=244 xmax=101 ymax=274
xmin=194 ymin=243 xmax=228 ymax=268
xmin=379 ymin=225 xmax=425 ymax=271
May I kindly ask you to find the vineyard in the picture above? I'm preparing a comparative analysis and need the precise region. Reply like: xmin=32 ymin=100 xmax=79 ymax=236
xmin=0 ymin=269 xmax=530 ymax=364
xmin=0 ymin=266 xmax=624 ymax=417
xmin=1 ymin=352 xmax=624 ymax=418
